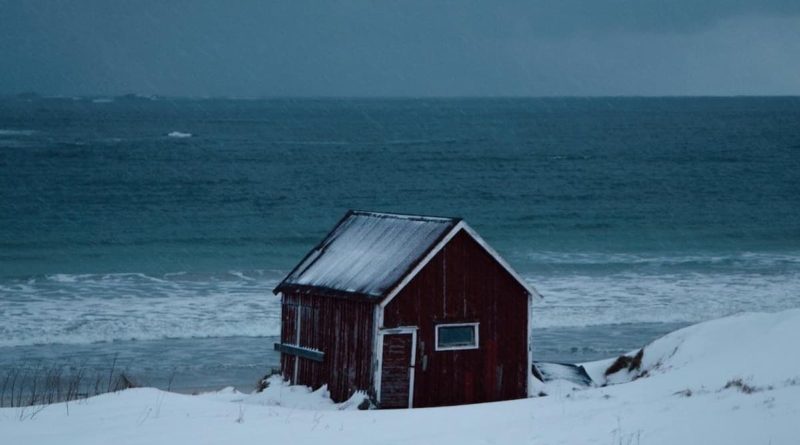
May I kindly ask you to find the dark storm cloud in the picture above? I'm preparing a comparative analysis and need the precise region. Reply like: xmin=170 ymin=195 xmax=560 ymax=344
xmin=1 ymin=0 xmax=799 ymax=96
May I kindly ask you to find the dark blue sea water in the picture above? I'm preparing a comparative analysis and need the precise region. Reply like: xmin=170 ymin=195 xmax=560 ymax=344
xmin=1 ymin=96 xmax=799 ymax=392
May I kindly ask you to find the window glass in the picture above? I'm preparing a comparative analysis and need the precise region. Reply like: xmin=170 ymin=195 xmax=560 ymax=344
xmin=437 ymin=324 xmax=477 ymax=349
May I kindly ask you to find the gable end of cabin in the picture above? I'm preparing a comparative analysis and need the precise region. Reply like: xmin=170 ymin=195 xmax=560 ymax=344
xmin=377 ymin=227 xmax=532 ymax=407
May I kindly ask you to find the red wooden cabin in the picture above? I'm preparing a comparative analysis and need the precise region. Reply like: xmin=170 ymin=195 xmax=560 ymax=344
xmin=273 ymin=210 xmax=540 ymax=408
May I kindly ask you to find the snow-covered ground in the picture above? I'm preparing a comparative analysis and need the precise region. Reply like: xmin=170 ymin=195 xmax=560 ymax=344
xmin=4 ymin=309 xmax=800 ymax=444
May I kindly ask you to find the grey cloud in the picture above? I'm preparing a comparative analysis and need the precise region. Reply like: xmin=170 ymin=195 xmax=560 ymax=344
xmin=0 ymin=0 xmax=798 ymax=96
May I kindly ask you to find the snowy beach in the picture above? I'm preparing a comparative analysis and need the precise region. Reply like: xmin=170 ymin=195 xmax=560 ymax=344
xmin=4 ymin=2 xmax=800 ymax=442
xmin=4 ymin=309 xmax=799 ymax=444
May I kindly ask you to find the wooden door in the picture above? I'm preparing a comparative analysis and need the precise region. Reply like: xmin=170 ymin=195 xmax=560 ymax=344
xmin=380 ymin=333 xmax=415 ymax=408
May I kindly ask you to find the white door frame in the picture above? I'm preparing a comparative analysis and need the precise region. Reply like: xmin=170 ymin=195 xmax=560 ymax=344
xmin=375 ymin=326 xmax=418 ymax=408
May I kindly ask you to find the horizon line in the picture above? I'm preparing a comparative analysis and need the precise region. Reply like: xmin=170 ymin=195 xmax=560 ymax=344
xmin=3 ymin=92 xmax=800 ymax=101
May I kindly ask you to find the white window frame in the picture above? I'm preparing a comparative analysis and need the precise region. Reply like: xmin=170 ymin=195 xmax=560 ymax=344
xmin=435 ymin=322 xmax=480 ymax=351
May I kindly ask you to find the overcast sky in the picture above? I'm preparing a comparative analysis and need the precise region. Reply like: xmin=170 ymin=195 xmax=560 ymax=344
xmin=1 ymin=0 xmax=799 ymax=97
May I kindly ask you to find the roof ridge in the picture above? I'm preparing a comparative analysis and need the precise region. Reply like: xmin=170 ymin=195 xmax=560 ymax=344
xmin=349 ymin=209 xmax=461 ymax=223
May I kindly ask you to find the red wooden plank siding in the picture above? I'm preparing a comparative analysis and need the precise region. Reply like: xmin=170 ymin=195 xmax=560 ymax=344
xmin=383 ymin=229 xmax=529 ymax=408
xmin=279 ymin=292 xmax=375 ymax=402
xmin=279 ymin=299 xmax=297 ymax=381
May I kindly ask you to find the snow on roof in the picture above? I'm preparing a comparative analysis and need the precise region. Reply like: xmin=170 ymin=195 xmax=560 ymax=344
xmin=276 ymin=211 xmax=459 ymax=298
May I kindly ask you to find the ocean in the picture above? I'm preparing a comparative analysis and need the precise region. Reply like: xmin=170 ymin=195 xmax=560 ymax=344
xmin=1 ymin=96 xmax=799 ymax=393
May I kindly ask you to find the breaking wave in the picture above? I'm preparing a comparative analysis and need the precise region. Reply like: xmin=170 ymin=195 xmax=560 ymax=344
xmin=522 ymin=251 xmax=800 ymax=270
xmin=0 ymin=129 xmax=37 ymax=136
xmin=0 ymin=271 xmax=282 ymax=347
xmin=1 ymin=251 xmax=799 ymax=347
xmin=531 ymin=270 xmax=800 ymax=328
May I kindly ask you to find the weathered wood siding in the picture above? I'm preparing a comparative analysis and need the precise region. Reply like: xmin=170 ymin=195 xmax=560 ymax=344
xmin=379 ymin=333 xmax=413 ymax=408
xmin=279 ymin=292 xmax=374 ymax=402
xmin=383 ymin=229 xmax=530 ymax=407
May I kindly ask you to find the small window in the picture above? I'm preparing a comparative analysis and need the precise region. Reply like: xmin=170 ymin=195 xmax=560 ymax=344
xmin=435 ymin=323 xmax=479 ymax=351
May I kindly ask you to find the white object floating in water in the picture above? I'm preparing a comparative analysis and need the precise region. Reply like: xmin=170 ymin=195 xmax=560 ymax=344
xmin=167 ymin=131 xmax=192 ymax=138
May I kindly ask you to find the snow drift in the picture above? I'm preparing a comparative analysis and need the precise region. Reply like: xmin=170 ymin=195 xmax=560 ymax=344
xmin=3 ymin=309 xmax=800 ymax=445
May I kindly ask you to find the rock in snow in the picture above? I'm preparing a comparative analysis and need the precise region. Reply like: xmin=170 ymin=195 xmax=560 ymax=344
xmin=4 ymin=309 xmax=800 ymax=445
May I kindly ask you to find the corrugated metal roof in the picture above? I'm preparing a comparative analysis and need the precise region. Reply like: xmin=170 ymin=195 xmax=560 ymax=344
xmin=276 ymin=211 xmax=459 ymax=298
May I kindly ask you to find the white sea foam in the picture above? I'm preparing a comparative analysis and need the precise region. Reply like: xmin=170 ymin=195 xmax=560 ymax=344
xmin=168 ymin=131 xmax=192 ymax=138
xmin=1 ymin=264 xmax=799 ymax=347
xmin=531 ymin=270 xmax=800 ymax=328
xmin=0 ymin=271 xmax=282 ymax=348
xmin=522 ymin=251 xmax=800 ymax=268
xmin=0 ymin=129 xmax=37 ymax=136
